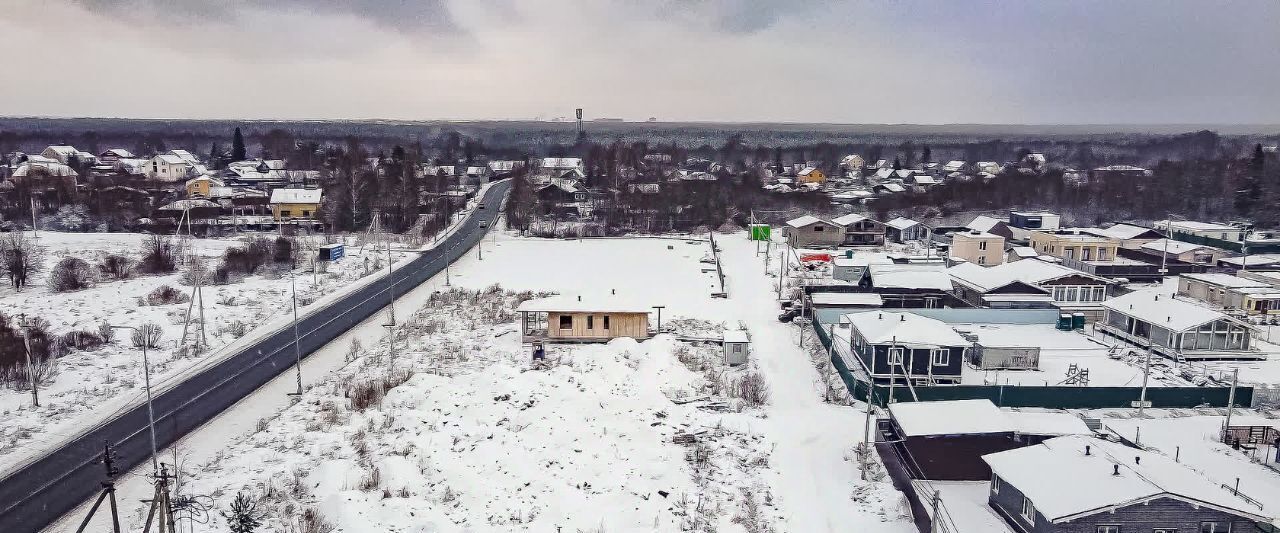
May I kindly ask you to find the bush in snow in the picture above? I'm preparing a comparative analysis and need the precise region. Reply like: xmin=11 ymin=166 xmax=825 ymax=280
xmin=224 ymin=320 xmax=249 ymax=338
xmin=59 ymin=330 xmax=108 ymax=351
xmin=221 ymin=237 xmax=272 ymax=275
xmin=146 ymin=284 xmax=190 ymax=305
xmin=38 ymin=205 xmax=97 ymax=232
xmin=138 ymin=235 xmax=177 ymax=274
xmin=130 ymin=322 xmax=164 ymax=349
xmin=97 ymin=253 xmax=134 ymax=281
xmin=220 ymin=492 xmax=263 ymax=533
xmin=0 ymin=231 xmax=45 ymax=291
xmin=272 ymin=236 xmax=295 ymax=265
xmin=728 ymin=372 xmax=771 ymax=408
xmin=298 ymin=507 xmax=335 ymax=533
xmin=0 ymin=313 xmax=59 ymax=388
xmin=347 ymin=369 xmax=413 ymax=411
xmin=49 ymin=256 xmax=97 ymax=292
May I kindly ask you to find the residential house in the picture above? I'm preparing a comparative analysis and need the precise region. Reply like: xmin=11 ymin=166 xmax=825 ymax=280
xmin=537 ymin=181 xmax=587 ymax=205
xmin=840 ymin=155 xmax=865 ymax=175
xmin=1219 ymin=254 xmax=1280 ymax=270
xmin=832 ymin=252 xmax=893 ymax=284
xmin=885 ymin=217 xmax=930 ymax=243
xmin=905 ymin=173 xmax=937 ymax=191
xmin=864 ymin=264 xmax=954 ymax=308
xmin=153 ymin=198 xmax=221 ymax=220
xmin=1090 ymin=164 xmax=1151 ymax=180
xmin=536 ymin=157 xmax=585 ymax=182
xmin=968 ymin=215 xmax=1015 ymax=240
xmin=40 ymin=145 xmax=96 ymax=165
xmin=1006 ymin=246 xmax=1038 ymax=263
xmin=797 ymin=167 xmax=826 ymax=184
xmin=516 ymin=294 xmax=651 ymax=343
xmin=1076 ymin=223 xmax=1164 ymax=249
xmin=97 ymin=148 xmax=135 ymax=164
xmin=842 ymin=311 xmax=969 ymax=385
xmin=873 ymin=182 xmax=906 ymax=195
xmin=942 ymin=160 xmax=967 ymax=173
xmin=1138 ymin=238 xmax=1229 ymax=266
xmin=884 ymin=399 xmax=1090 ymax=481
xmin=948 ymin=259 xmax=1112 ymax=315
xmin=1030 ymin=230 xmax=1119 ymax=262
xmin=1099 ymin=289 xmax=1255 ymax=360
xmin=784 ymin=215 xmax=843 ymax=248
xmin=983 ymin=435 xmax=1271 ymax=533
xmin=1008 ymin=211 xmax=1061 ymax=232
xmin=1155 ymin=220 xmax=1246 ymax=245
xmin=950 ymin=230 xmax=1005 ymax=266
xmin=1021 ymin=152 xmax=1047 ymax=170
xmin=831 ymin=213 xmax=886 ymax=246
xmin=975 ymin=161 xmax=1002 ymax=174
xmin=487 ymin=160 xmax=524 ymax=178
xmin=1177 ymin=273 xmax=1280 ymax=315
xmin=148 ymin=150 xmax=204 ymax=182
xmin=269 ymin=188 xmax=322 ymax=220
xmin=464 ymin=166 xmax=491 ymax=185
xmin=186 ymin=176 xmax=224 ymax=198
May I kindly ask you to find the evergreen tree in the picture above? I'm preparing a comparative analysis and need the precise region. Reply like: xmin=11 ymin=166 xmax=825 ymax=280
xmin=922 ymin=145 xmax=932 ymax=163
xmin=221 ymin=492 xmax=262 ymax=533
xmin=892 ymin=157 xmax=902 ymax=170
xmin=208 ymin=142 xmax=222 ymax=170
xmin=231 ymin=127 xmax=246 ymax=161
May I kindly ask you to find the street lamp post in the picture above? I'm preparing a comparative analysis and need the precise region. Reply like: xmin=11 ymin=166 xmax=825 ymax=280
xmin=291 ymin=268 xmax=303 ymax=396
xmin=109 ymin=325 xmax=159 ymax=475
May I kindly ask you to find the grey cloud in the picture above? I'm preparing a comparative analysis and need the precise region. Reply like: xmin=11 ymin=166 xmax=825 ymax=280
xmin=70 ymin=0 xmax=461 ymax=34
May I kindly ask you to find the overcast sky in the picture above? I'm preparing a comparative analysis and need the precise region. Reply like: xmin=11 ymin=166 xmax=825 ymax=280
xmin=2 ymin=0 xmax=1278 ymax=124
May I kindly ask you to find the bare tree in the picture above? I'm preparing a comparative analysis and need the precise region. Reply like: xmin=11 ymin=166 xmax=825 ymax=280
xmin=131 ymin=322 xmax=164 ymax=349
xmin=0 ymin=232 xmax=45 ymax=291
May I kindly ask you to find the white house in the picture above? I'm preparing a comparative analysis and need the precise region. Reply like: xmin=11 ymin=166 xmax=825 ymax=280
xmin=148 ymin=150 xmax=204 ymax=182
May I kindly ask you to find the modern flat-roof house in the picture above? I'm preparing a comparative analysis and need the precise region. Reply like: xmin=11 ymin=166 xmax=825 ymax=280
xmin=884 ymin=399 xmax=1090 ymax=481
xmin=1156 ymin=219 xmax=1246 ymax=243
xmin=832 ymin=252 xmax=894 ymax=283
xmin=865 ymin=264 xmax=955 ymax=308
xmin=885 ymin=217 xmax=930 ymax=243
xmin=950 ymin=230 xmax=1006 ymax=266
xmin=1030 ymin=230 xmax=1119 ymax=262
xmin=831 ymin=213 xmax=886 ymax=246
xmin=1178 ymin=273 xmax=1269 ymax=308
xmin=1099 ymin=289 xmax=1257 ymax=360
xmin=948 ymin=260 xmax=1112 ymax=317
xmin=784 ymin=215 xmax=843 ymax=248
xmin=1139 ymin=238 xmax=1231 ymax=266
xmin=1077 ymin=223 xmax=1164 ymax=250
xmin=983 ymin=435 xmax=1272 ymax=533
xmin=516 ymin=294 xmax=651 ymax=343
xmin=967 ymin=215 xmax=1015 ymax=240
xmin=843 ymin=311 xmax=969 ymax=385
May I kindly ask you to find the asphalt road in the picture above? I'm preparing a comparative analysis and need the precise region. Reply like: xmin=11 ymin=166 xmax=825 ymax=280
xmin=0 ymin=179 xmax=511 ymax=533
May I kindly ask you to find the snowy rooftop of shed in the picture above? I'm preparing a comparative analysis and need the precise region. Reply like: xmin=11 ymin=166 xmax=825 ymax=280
xmin=868 ymin=264 xmax=952 ymax=290
xmin=983 ymin=435 xmax=1270 ymax=523
xmin=844 ymin=311 xmax=968 ymax=347
xmin=810 ymin=293 xmax=883 ymax=306
xmin=885 ymin=217 xmax=919 ymax=230
xmin=1140 ymin=238 xmax=1215 ymax=255
xmin=889 ymin=399 xmax=1013 ymax=436
xmin=722 ymin=330 xmax=749 ymax=344
xmin=785 ymin=215 xmax=825 ymax=228
xmin=830 ymin=213 xmax=871 ymax=226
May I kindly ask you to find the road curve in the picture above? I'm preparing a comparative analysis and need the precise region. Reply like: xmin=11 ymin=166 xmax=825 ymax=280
xmin=0 ymin=180 xmax=512 ymax=533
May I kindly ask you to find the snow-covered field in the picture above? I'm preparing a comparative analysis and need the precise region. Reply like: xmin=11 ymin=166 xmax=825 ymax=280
xmin=50 ymin=231 xmax=914 ymax=533
xmin=0 ymin=230 xmax=420 ymax=475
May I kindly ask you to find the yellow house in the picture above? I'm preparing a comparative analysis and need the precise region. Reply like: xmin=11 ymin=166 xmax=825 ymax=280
xmin=1029 ymin=230 xmax=1118 ymax=262
xmin=185 ymin=176 xmax=224 ymax=198
xmin=516 ymin=294 xmax=652 ymax=343
xmin=269 ymin=188 xmax=322 ymax=220
xmin=797 ymin=167 xmax=826 ymax=184
xmin=950 ymin=230 xmax=1005 ymax=266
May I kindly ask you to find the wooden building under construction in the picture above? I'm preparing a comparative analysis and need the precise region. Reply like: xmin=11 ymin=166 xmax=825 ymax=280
xmin=517 ymin=294 xmax=652 ymax=343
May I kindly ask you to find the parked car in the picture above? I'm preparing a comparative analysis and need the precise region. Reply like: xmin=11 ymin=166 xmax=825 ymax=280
xmin=777 ymin=308 xmax=799 ymax=322
xmin=479 ymin=221 xmax=488 ymax=228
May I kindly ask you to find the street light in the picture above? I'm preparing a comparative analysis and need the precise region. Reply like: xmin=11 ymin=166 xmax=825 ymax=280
xmin=15 ymin=314 xmax=39 ymax=407
xmin=290 ymin=268 xmax=303 ymax=396
xmin=108 ymin=324 xmax=159 ymax=475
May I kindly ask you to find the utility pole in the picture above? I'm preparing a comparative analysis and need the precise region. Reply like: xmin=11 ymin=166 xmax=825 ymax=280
xmin=17 ymin=314 xmax=39 ymax=407
xmin=74 ymin=442 xmax=122 ymax=533
xmin=385 ymin=240 xmax=397 ymax=326
xmin=142 ymin=464 xmax=177 ymax=533
xmin=777 ymin=241 xmax=789 ymax=298
xmin=110 ymin=325 xmax=158 ymax=474
xmin=652 ymin=306 xmax=665 ymax=334
xmin=291 ymin=268 xmax=303 ymax=396
xmin=862 ymin=385 xmax=875 ymax=480
xmin=1138 ymin=345 xmax=1152 ymax=416
xmin=930 ymin=490 xmax=942 ymax=533
xmin=887 ymin=336 xmax=898 ymax=405
xmin=1224 ymin=368 xmax=1239 ymax=432
xmin=30 ymin=196 xmax=38 ymax=237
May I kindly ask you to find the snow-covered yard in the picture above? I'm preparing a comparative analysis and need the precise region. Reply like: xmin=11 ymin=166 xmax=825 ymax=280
xmin=0 ymin=230 xmax=414 ymax=474
xmin=53 ymin=231 xmax=914 ymax=533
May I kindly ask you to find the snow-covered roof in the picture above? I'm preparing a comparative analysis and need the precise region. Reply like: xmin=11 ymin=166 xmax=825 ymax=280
xmin=983 ymin=435 xmax=1269 ymax=523
xmin=845 ymin=311 xmax=969 ymax=348
xmin=722 ymin=330 xmax=749 ymax=344
xmin=12 ymin=161 xmax=77 ymax=178
xmin=833 ymin=252 xmax=893 ymax=268
xmin=885 ymin=217 xmax=919 ymax=230
xmin=1158 ymin=220 xmax=1238 ymax=232
xmin=1004 ymin=411 xmax=1091 ymax=437
xmin=874 ymin=168 xmax=894 ymax=180
xmin=911 ymin=175 xmax=937 ymax=185
xmin=809 ymin=293 xmax=883 ymax=306
xmin=943 ymin=160 xmax=966 ymax=172
xmin=785 ymin=215 xmax=827 ymax=228
xmin=516 ymin=294 xmax=651 ymax=313
xmin=1009 ymin=246 xmax=1038 ymax=258
xmin=1082 ymin=223 xmax=1160 ymax=241
xmin=488 ymin=160 xmax=521 ymax=172
xmin=1140 ymin=238 xmax=1215 ymax=256
xmin=269 ymin=188 xmax=322 ymax=204
xmin=948 ymin=259 xmax=1101 ymax=293
xmin=879 ymin=182 xmax=906 ymax=193
xmin=889 ymin=400 xmax=1012 ymax=437
xmin=1102 ymin=289 xmax=1231 ymax=331
xmin=540 ymin=157 xmax=583 ymax=170
xmin=1219 ymin=254 xmax=1280 ymax=267
xmin=868 ymin=264 xmax=952 ymax=290
xmin=797 ymin=167 xmax=820 ymax=176
xmin=953 ymin=230 xmax=1002 ymax=240
xmin=1093 ymin=164 xmax=1148 ymax=172
xmin=830 ymin=213 xmax=872 ymax=226
xmin=100 ymin=148 xmax=134 ymax=158
xmin=967 ymin=215 xmax=1005 ymax=233
xmin=1180 ymin=273 xmax=1268 ymax=289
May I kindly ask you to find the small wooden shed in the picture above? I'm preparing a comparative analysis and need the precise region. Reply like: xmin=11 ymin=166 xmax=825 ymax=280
xmin=517 ymin=294 xmax=651 ymax=343
xmin=723 ymin=330 xmax=750 ymax=365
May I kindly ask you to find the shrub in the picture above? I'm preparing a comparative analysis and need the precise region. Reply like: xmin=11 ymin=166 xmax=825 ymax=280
xmin=60 ymin=330 xmax=107 ymax=351
xmin=728 ymin=372 xmax=771 ymax=408
xmin=48 ymin=257 xmax=96 ymax=292
xmin=221 ymin=237 xmax=272 ymax=275
xmin=146 ymin=285 xmax=190 ymax=305
xmin=0 ymin=314 xmax=59 ymax=387
xmin=130 ymin=323 xmax=164 ymax=349
xmin=138 ymin=236 xmax=177 ymax=274
xmin=97 ymin=254 xmax=134 ymax=280
xmin=273 ymin=237 xmax=295 ymax=264
xmin=299 ymin=507 xmax=335 ymax=533
xmin=347 ymin=369 xmax=413 ymax=411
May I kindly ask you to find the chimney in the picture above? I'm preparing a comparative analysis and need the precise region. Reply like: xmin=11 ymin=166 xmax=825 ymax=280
xmin=1154 ymin=295 xmax=1159 ymax=301
xmin=577 ymin=295 xmax=581 ymax=302
xmin=1085 ymin=445 xmax=1091 ymax=456
xmin=901 ymin=315 xmax=906 ymax=321
xmin=1135 ymin=456 xmax=1141 ymax=465
xmin=611 ymin=288 xmax=616 ymax=295
xmin=1112 ymin=464 xmax=1120 ymax=476
xmin=879 ymin=313 xmax=883 ymax=319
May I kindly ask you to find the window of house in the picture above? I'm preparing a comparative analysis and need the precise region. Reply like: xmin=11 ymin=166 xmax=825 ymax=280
xmin=1020 ymin=497 xmax=1035 ymax=522
xmin=1066 ymin=287 xmax=1079 ymax=301
xmin=587 ymin=315 xmax=594 ymax=329
xmin=1201 ymin=522 xmax=1230 ymax=533
xmin=1064 ymin=248 xmax=1075 ymax=259
xmin=302 ymin=210 xmax=311 ymax=217
xmin=1082 ymin=247 xmax=1093 ymax=260
xmin=978 ymin=256 xmax=986 ymax=265
xmin=1096 ymin=526 xmax=1120 ymax=533
xmin=603 ymin=315 xmax=610 ymax=330
xmin=991 ymin=475 xmax=1000 ymax=494
xmin=888 ymin=347 xmax=904 ymax=366
xmin=814 ymin=225 xmax=824 ymax=232
xmin=558 ymin=315 xmax=572 ymax=329
xmin=931 ymin=349 xmax=949 ymax=366
xmin=1154 ymin=529 xmax=1178 ymax=533
xmin=281 ymin=210 xmax=292 ymax=217
xmin=979 ymin=241 xmax=988 ymax=251
xmin=1098 ymin=248 xmax=1109 ymax=260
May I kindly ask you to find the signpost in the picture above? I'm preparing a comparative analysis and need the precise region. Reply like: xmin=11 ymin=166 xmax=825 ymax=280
xmin=749 ymin=224 xmax=771 ymax=241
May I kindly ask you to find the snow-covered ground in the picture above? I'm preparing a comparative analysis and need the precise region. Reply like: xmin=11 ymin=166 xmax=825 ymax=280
xmin=0 ymin=231 xmax=419 ymax=475
xmin=47 ymin=231 xmax=914 ymax=533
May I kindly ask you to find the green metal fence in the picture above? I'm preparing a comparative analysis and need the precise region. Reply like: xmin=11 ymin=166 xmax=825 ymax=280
xmin=813 ymin=318 xmax=1253 ymax=408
